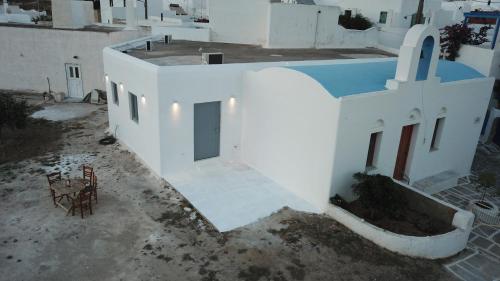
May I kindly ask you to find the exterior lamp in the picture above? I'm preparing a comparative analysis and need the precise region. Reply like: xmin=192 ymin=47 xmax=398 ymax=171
xmin=119 ymin=82 xmax=124 ymax=92
xmin=104 ymin=74 xmax=109 ymax=82
xmin=141 ymin=95 xmax=146 ymax=104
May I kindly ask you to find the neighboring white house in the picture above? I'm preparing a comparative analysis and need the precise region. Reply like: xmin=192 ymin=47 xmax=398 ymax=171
xmin=103 ymin=25 xmax=493 ymax=212
xmin=0 ymin=23 xmax=147 ymax=98
xmin=52 ymin=0 xmax=95 ymax=29
xmin=209 ymin=0 xmax=377 ymax=48
xmin=316 ymin=0 xmax=446 ymax=51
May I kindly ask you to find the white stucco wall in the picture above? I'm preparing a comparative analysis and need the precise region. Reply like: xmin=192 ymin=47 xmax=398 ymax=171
xmin=325 ymin=181 xmax=475 ymax=259
xmin=457 ymin=44 xmax=500 ymax=80
xmin=209 ymin=0 xmax=270 ymax=45
xmin=331 ymin=77 xmax=493 ymax=200
xmin=52 ymin=0 xmax=95 ymax=29
xmin=266 ymin=4 xmax=342 ymax=49
xmin=103 ymin=48 xmax=163 ymax=175
xmin=151 ymin=25 xmax=210 ymax=41
xmin=241 ymin=68 xmax=340 ymax=210
xmin=0 ymin=26 xmax=147 ymax=95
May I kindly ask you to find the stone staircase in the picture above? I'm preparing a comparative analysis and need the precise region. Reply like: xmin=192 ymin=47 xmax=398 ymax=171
xmin=413 ymin=170 xmax=460 ymax=194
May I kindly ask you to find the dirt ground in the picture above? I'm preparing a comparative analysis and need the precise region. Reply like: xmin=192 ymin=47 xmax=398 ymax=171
xmin=0 ymin=95 xmax=457 ymax=281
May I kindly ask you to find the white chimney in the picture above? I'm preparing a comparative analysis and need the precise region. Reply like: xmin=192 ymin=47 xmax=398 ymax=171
xmin=125 ymin=0 xmax=137 ymax=29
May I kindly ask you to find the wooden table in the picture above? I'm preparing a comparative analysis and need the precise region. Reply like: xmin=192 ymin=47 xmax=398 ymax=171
xmin=50 ymin=178 xmax=87 ymax=215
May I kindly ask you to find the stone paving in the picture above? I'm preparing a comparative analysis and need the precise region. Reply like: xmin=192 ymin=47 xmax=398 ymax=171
xmin=432 ymin=144 xmax=500 ymax=281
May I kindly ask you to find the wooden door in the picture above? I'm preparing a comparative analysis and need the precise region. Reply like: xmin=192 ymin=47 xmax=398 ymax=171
xmin=393 ymin=125 xmax=414 ymax=180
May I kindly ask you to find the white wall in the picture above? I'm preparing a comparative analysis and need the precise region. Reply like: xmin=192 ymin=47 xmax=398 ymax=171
xmin=457 ymin=44 xmax=500 ymax=80
xmin=151 ymin=25 xmax=210 ymax=41
xmin=0 ymin=26 xmax=147 ymax=95
xmin=331 ymin=77 xmax=492 ymax=200
xmin=326 ymin=181 xmax=475 ymax=259
xmin=103 ymin=48 xmax=163 ymax=175
xmin=266 ymin=4 xmax=341 ymax=48
xmin=241 ymin=67 xmax=340 ymax=210
xmin=209 ymin=0 xmax=270 ymax=45
xmin=52 ymin=0 xmax=94 ymax=29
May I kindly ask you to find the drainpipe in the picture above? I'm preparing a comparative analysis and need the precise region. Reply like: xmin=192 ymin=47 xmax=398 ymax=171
xmin=313 ymin=10 xmax=321 ymax=48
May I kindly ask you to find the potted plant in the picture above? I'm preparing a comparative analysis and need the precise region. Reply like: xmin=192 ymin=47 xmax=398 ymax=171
xmin=469 ymin=172 xmax=499 ymax=224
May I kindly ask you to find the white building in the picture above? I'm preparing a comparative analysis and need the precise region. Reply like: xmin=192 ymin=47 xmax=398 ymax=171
xmin=0 ymin=23 xmax=147 ymax=98
xmin=316 ymin=0 xmax=447 ymax=50
xmin=103 ymin=25 xmax=492 ymax=225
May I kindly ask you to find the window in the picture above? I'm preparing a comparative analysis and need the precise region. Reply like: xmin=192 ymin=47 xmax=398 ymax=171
xmin=344 ymin=10 xmax=352 ymax=18
xmin=430 ymin=117 xmax=445 ymax=151
xmin=74 ymin=66 xmax=79 ymax=79
xmin=111 ymin=82 xmax=119 ymax=105
xmin=69 ymin=67 xmax=74 ymax=78
xmin=366 ymin=132 xmax=382 ymax=168
xmin=379 ymin=11 xmax=388 ymax=24
xmin=123 ymin=0 xmax=126 ymax=7
xmin=129 ymin=92 xmax=139 ymax=123
xmin=109 ymin=0 xmax=113 ymax=7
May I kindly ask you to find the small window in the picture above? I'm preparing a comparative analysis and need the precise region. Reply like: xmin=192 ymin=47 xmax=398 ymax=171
xmin=129 ymin=92 xmax=139 ymax=123
xmin=123 ymin=0 xmax=126 ymax=7
xmin=111 ymin=82 xmax=119 ymax=105
xmin=109 ymin=0 xmax=113 ymax=7
xmin=366 ymin=132 xmax=382 ymax=168
xmin=379 ymin=11 xmax=388 ymax=24
xmin=74 ymin=67 xmax=80 ymax=79
xmin=69 ymin=67 xmax=74 ymax=78
xmin=344 ymin=10 xmax=352 ymax=18
xmin=430 ymin=117 xmax=445 ymax=151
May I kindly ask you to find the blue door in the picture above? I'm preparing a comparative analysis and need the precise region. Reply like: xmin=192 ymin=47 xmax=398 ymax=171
xmin=194 ymin=102 xmax=221 ymax=161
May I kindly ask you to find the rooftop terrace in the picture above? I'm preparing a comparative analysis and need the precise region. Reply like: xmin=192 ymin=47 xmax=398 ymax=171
xmin=124 ymin=40 xmax=395 ymax=66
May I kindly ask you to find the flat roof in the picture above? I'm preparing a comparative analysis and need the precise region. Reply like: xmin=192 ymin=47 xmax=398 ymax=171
xmin=124 ymin=40 xmax=395 ymax=65
xmin=287 ymin=60 xmax=486 ymax=98
xmin=0 ymin=22 xmax=124 ymax=33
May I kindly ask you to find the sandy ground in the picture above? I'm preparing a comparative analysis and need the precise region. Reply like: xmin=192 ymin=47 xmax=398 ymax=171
xmin=0 ymin=97 xmax=457 ymax=281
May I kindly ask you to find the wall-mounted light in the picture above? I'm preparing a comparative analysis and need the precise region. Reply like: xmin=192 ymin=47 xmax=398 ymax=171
xmin=119 ymin=82 xmax=124 ymax=92
xmin=229 ymin=96 xmax=236 ymax=107
xmin=172 ymin=101 xmax=179 ymax=110
xmin=141 ymin=95 xmax=146 ymax=104
xmin=104 ymin=74 xmax=109 ymax=82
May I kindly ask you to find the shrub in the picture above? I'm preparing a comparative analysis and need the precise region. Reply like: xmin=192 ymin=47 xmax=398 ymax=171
xmin=477 ymin=172 xmax=496 ymax=201
xmin=339 ymin=13 xmax=373 ymax=30
xmin=0 ymin=95 xmax=29 ymax=140
xmin=440 ymin=23 xmax=489 ymax=61
xmin=352 ymin=173 xmax=407 ymax=219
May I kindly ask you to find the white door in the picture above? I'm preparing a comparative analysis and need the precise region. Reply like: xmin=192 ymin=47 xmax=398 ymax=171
xmin=65 ymin=63 xmax=84 ymax=98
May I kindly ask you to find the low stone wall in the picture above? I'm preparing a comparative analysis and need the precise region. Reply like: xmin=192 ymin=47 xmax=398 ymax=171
xmin=326 ymin=182 xmax=474 ymax=259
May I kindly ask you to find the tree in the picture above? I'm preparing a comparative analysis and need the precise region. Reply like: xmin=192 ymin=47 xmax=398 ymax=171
xmin=0 ymin=95 xmax=29 ymax=140
xmin=338 ymin=13 xmax=373 ymax=30
xmin=440 ymin=23 xmax=489 ymax=61
xmin=478 ymin=172 xmax=496 ymax=202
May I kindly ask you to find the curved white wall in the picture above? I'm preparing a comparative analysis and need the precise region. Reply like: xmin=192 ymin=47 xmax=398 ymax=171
xmin=241 ymin=67 xmax=340 ymax=210
xmin=325 ymin=182 xmax=474 ymax=259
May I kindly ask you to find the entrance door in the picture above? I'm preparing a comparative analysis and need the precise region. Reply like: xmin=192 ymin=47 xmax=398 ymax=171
xmin=65 ymin=63 xmax=84 ymax=98
xmin=393 ymin=124 xmax=415 ymax=181
xmin=194 ymin=101 xmax=221 ymax=161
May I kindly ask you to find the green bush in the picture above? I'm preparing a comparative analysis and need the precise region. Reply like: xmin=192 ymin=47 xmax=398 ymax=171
xmin=0 ymin=95 xmax=28 ymax=140
xmin=339 ymin=14 xmax=373 ymax=30
xmin=352 ymin=173 xmax=407 ymax=219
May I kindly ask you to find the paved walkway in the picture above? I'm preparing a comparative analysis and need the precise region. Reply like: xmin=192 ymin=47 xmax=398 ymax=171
xmin=166 ymin=160 xmax=319 ymax=232
xmin=432 ymin=144 xmax=500 ymax=281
